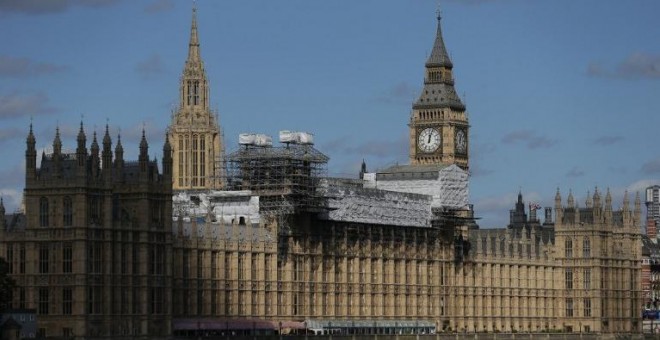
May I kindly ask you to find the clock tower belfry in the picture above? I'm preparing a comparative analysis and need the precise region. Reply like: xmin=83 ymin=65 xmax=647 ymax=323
xmin=409 ymin=11 xmax=469 ymax=170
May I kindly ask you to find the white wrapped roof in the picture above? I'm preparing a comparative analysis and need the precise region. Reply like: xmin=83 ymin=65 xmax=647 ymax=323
xmin=370 ymin=164 xmax=468 ymax=209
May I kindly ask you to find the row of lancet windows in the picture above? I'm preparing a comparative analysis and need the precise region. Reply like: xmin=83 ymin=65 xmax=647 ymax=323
xmin=177 ymin=135 xmax=206 ymax=188
xmin=186 ymin=80 xmax=201 ymax=106
xmin=39 ymin=197 xmax=73 ymax=227
xmin=479 ymin=237 xmax=543 ymax=259
xmin=39 ymin=196 xmax=102 ymax=227
xmin=565 ymin=237 xmax=591 ymax=258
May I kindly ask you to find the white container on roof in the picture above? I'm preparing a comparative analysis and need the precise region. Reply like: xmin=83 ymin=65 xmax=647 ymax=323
xmin=239 ymin=133 xmax=272 ymax=147
xmin=279 ymin=130 xmax=314 ymax=145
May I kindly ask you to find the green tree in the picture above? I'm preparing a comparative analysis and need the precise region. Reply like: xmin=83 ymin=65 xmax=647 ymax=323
xmin=0 ymin=257 xmax=16 ymax=313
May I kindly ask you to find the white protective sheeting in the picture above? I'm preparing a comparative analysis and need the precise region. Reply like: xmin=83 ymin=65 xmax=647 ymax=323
xmin=321 ymin=184 xmax=432 ymax=227
xmin=173 ymin=191 xmax=261 ymax=225
xmin=370 ymin=164 xmax=468 ymax=209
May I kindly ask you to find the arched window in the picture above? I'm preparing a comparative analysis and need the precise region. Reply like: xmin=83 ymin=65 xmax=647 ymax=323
xmin=565 ymin=237 xmax=573 ymax=258
xmin=63 ymin=196 xmax=73 ymax=227
xmin=583 ymin=237 xmax=591 ymax=258
xmin=39 ymin=197 xmax=49 ymax=227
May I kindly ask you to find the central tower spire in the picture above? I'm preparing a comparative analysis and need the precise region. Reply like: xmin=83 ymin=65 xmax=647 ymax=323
xmin=187 ymin=4 xmax=201 ymax=65
xmin=167 ymin=4 xmax=224 ymax=191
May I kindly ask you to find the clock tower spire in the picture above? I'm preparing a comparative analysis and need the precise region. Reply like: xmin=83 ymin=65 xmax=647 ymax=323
xmin=409 ymin=10 xmax=469 ymax=170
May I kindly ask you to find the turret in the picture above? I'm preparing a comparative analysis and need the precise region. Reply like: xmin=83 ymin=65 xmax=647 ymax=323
xmin=53 ymin=126 xmax=62 ymax=155
xmin=593 ymin=187 xmax=601 ymax=209
xmin=91 ymin=131 xmax=100 ymax=178
xmin=604 ymin=188 xmax=613 ymax=225
xmin=102 ymin=124 xmax=113 ymax=174
xmin=567 ymin=190 xmax=574 ymax=208
xmin=554 ymin=188 xmax=563 ymax=223
xmin=622 ymin=191 xmax=632 ymax=228
xmin=139 ymin=128 xmax=149 ymax=174
xmin=163 ymin=133 xmax=173 ymax=179
xmin=76 ymin=121 xmax=87 ymax=169
xmin=593 ymin=187 xmax=602 ymax=222
xmin=52 ymin=126 xmax=62 ymax=177
xmin=0 ymin=197 xmax=5 ymax=230
xmin=585 ymin=190 xmax=592 ymax=208
xmin=114 ymin=132 xmax=124 ymax=182
xmin=574 ymin=199 xmax=580 ymax=224
xmin=26 ymin=123 xmax=37 ymax=180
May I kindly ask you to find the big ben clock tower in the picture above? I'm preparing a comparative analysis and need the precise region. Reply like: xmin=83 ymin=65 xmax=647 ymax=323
xmin=409 ymin=11 xmax=469 ymax=171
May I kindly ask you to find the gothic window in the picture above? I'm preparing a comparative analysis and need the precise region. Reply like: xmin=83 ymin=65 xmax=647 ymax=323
xmin=193 ymin=81 xmax=200 ymax=105
xmin=39 ymin=197 xmax=48 ymax=227
xmin=200 ymin=137 xmax=206 ymax=187
xmin=38 ymin=288 xmax=49 ymax=315
xmin=19 ymin=245 xmax=25 ymax=274
xmin=197 ymin=252 xmax=203 ymax=279
xmin=62 ymin=288 xmax=72 ymax=315
xmin=178 ymin=139 xmax=184 ymax=187
xmin=565 ymin=237 xmax=573 ymax=258
xmin=584 ymin=268 xmax=591 ymax=290
xmin=566 ymin=298 xmax=573 ymax=317
xmin=62 ymin=243 xmax=72 ymax=273
xmin=87 ymin=243 xmax=102 ymax=274
xmin=238 ymin=252 xmax=246 ymax=281
xmin=63 ymin=196 xmax=73 ymax=227
xmin=150 ymin=287 xmax=163 ymax=314
xmin=583 ymin=237 xmax=591 ymax=258
xmin=5 ymin=244 xmax=12 ymax=274
xmin=186 ymin=81 xmax=192 ymax=105
xmin=88 ymin=286 xmax=102 ymax=314
xmin=183 ymin=250 xmax=190 ymax=279
xmin=251 ymin=254 xmax=257 ymax=281
xmin=192 ymin=135 xmax=198 ymax=187
xmin=132 ymin=238 xmax=139 ymax=275
xmin=565 ymin=268 xmax=573 ymax=290
xmin=89 ymin=197 xmax=100 ymax=225
xmin=584 ymin=298 xmax=591 ymax=317
xmin=225 ymin=252 xmax=231 ymax=280
xmin=39 ymin=244 xmax=49 ymax=274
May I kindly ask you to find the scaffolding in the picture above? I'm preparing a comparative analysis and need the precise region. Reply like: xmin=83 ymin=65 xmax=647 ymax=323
xmin=223 ymin=143 xmax=329 ymax=214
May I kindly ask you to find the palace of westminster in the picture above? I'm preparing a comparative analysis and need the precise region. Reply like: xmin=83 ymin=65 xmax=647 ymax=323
xmin=0 ymin=6 xmax=644 ymax=338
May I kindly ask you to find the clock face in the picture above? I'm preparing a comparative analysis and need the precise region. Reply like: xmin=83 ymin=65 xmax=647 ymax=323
xmin=418 ymin=128 xmax=441 ymax=153
xmin=455 ymin=129 xmax=467 ymax=154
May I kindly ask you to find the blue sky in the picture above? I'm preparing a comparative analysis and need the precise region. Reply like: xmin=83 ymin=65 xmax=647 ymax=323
xmin=1 ymin=0 xmax=659 ymax=228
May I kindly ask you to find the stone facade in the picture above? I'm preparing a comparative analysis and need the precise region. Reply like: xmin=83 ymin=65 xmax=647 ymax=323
xmin=168 ymin=7 xmax=224 ymax=191
xmin=0 ymin=124 xmax=173 ymax=338
xmin=466 ymin=190 xmax=642 ymax=333
xmin=0 ymin=8 xmax=645 ymax=338
xmin=167 ymin=185 xmax=641 ymax=335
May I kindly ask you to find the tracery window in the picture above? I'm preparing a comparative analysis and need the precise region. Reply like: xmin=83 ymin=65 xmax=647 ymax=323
xmin=39 ymin=197 xmax=49 ymax=227
xmin=583 ymin=237 xmax=591 ymax=258
xmin=63 ymin=196 xmax=73 ymax=227
xmin=565 ymin=237 xmax=573 ymax=258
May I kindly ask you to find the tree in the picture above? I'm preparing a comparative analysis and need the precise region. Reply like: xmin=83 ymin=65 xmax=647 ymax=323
xmin=0 ymin=257 xmax=16 ymax=313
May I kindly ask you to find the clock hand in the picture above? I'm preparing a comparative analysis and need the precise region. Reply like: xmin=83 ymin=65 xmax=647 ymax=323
xmin=427 ymin=134 xmax=431 ymax=143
